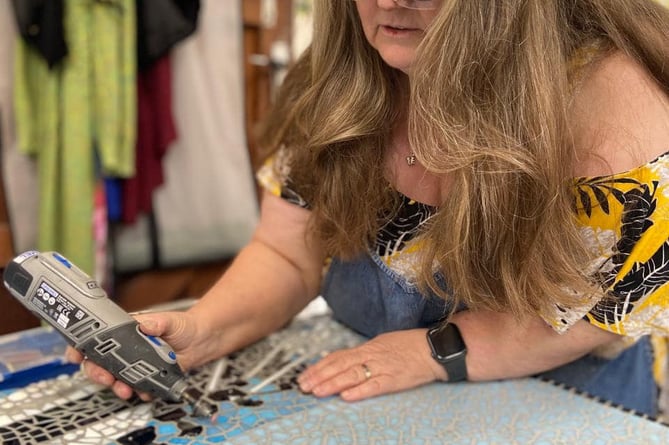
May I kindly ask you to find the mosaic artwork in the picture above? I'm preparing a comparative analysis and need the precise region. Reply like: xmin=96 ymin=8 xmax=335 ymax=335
xmin=3 ymin=313 xmax=669 ymax=444
xmin=0 ymin=316 xmax=363 ymax=445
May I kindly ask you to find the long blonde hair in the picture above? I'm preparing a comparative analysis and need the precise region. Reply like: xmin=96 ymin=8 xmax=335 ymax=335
xmin=257 ymin=0 xmax=669 ymax=316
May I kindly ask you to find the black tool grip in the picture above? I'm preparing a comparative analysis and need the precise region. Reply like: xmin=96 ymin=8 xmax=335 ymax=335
xmin=77 ymin=321 xmax=186 ymax=401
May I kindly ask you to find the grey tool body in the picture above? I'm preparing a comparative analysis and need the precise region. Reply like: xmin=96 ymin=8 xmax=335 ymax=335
xmin=3 ymin=251 xmax=189 ymax=402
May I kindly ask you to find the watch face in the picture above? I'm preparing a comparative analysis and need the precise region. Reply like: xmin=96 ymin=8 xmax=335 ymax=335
xmin=428 ymin=323 xmax=466 ymax=362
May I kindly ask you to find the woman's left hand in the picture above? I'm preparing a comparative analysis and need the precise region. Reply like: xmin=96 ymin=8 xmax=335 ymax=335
xmin=297 ymin=328 xmax=446 ymax=401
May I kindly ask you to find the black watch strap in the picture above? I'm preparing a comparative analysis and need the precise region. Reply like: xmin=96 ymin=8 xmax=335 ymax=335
xmin=442 ymin=350 xmax=467 ymax=382
xmin=427 ymin=323 xmax=468 ymax=382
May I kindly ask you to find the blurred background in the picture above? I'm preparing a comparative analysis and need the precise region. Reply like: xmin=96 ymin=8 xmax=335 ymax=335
xmin=4 ymin=0 xmax=667 ymax=335
xmin=0 ymin=0 xmax=314 ymax=334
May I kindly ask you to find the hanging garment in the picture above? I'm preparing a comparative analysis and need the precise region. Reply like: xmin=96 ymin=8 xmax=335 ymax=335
xmin=109 ymin=0 xmax=198 ymax=224
xmin=112 ymin=0 xmax=257 ymax=271
xmin=13 ymin=0 xmax=136 ymax=275
xmin=10 ymin=0 xmax=68 ymax=68
xmin=136 ymin=0 xmax=200 ymax=70
xmin=121 ymin=55 xmax=177 ymax=224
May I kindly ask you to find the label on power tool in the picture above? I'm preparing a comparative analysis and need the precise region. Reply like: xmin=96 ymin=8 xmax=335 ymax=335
xmin=30 ymin=281 xmax=90 ymax=329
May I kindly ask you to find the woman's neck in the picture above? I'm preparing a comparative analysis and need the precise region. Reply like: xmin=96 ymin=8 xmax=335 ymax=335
xmin=385 ymin=121 xmax=443 ymax=207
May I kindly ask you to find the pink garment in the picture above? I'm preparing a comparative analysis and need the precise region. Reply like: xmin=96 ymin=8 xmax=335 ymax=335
xmin=112 ymin=0 xmax=258 ymax=271
xmin=122 ymin=55 xmax=176 ymax=223
xmin=93 ymin=179 xmax=109 ymax=287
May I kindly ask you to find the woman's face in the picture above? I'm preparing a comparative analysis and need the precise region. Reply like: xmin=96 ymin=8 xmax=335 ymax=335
xmin=354 ymin=0 xmax=441 ymax=74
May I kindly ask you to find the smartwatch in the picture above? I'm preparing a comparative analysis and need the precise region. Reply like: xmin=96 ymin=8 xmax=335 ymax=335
xmin=426 ymin=322 xmax=468 ymax=382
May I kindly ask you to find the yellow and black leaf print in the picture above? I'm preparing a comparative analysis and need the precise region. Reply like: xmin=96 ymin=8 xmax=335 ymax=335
xmin=611 ymin=183 xmax=657 ymax=263
xmin=573 ymin=175 xmax=642 ymax=218
xmin=376 ymin=193 xmax=435 ymax=257
xmin=586 ymin=181 xmax=660 ymax=323
xmin=567 ymin=151 xmax=669 ymax=338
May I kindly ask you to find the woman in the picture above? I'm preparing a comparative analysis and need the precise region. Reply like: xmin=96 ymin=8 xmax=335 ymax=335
xmin=72 ymin=0 xmax=669 ymax=417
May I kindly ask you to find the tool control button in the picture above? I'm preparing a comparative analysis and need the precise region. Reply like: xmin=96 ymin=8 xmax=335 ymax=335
xmin=52 ymin=252 xmax=72 ymax=268
xmin=146 ymin=335 xmax=162 ymax=346
xmin=168 ymin=351 xmax=177 ymax=360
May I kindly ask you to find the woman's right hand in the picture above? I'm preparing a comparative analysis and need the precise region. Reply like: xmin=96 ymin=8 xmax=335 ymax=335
xmin=65 ymin=311 xmax=203 ymax=400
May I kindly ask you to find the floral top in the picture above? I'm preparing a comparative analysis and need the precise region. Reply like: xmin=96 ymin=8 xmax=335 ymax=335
xmin=257 ymin=149 xmax=669 ymax=388
xmin=259 ymin=149 xmax=669 ymax=331
xmin=556 ymin=153 xmax=669 ymax=340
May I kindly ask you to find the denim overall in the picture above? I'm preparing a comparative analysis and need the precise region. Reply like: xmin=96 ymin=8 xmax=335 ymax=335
xmin=320 ymin=252 xmax=659 ymax=417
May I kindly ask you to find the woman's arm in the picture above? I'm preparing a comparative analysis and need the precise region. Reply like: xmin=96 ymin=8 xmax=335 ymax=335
xmin=570 ymin=50 xmax=669 ymax=177
xmin=70 ymin=190 xmax=325 ymax=398
xmin=451 ymin=312 xmax=618 ymax=382
xmin=297 ymin=314 xmax=619 ymax=401
xmin=185 ymin=190 xmax=326 ymax=367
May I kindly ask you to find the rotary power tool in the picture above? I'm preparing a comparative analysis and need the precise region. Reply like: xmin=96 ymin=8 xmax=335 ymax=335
xmin=3 ymin=250 xmax=217 ymax=418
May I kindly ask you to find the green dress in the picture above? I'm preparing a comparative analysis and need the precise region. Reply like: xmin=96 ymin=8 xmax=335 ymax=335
xmin=14 ymin=0 xmax=136 ymax=275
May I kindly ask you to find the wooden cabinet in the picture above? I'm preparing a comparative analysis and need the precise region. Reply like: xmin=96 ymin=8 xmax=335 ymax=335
xmin=243 ymin=0 xmax=293 ymax=169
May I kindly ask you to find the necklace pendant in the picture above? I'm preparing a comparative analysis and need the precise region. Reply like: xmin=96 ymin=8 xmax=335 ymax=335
xmin=406 ymin=153 xmax=417 ymax=166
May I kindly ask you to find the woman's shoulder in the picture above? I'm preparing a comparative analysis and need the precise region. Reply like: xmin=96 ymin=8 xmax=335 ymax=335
xmin=569 ymin=48 xmax=669 ymax=178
